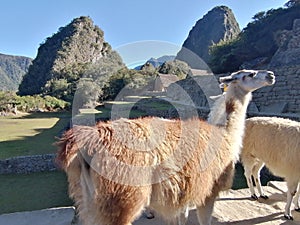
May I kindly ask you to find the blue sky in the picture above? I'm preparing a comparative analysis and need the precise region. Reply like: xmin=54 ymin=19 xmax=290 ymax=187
xmin=0 ymin=0 xmax=288 ymax=59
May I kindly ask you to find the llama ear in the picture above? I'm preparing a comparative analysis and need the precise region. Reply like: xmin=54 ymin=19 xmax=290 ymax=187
xmin=209 ymin=93 xmax=224 ymax=100
xmin=219 ymin=76 xmax=235 ymax=85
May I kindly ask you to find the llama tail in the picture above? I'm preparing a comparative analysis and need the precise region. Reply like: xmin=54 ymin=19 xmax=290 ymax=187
xmin=56 ymin=124 xmax=110 ymax=170
xmin=55 ymin=127 xmax=80 ymax=170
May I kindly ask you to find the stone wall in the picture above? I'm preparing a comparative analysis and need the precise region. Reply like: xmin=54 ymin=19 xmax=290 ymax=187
xmin=166 ymin=73 xmax=222 ymax=109
xmin=0 ymin=154 xmax=57 ymax=174
xmin=135 ymin=97 xmax=211 ymax=119
xmin=252 ymin=65 xmax=300 ymax=113
xmin=252 ymin=19 xmax=300 ymax=113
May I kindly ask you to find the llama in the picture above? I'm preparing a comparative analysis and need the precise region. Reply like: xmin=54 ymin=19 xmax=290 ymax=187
xmin=241 ymin=116 xmax=300 ymax=220
xmin=56 ymin=69 xmax=275 ymax=225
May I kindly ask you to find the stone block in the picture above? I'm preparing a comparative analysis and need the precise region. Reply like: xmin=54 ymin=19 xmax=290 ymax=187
xmin=260 ymin=102 xmax=288 ymax=113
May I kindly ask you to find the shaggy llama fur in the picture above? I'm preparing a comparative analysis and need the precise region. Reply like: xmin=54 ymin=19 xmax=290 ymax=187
xmin=56 ymin=70 xmax=275 ymax=225
xmin=241 ymin=116 xmax=300 ymax=220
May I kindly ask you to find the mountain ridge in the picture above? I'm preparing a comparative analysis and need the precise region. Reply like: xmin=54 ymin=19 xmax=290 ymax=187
xmin=0 ymin=53 xmax=32 ymax=91
xmin=18 ymin=16 xmax=123 ymax=100
xmin=176 ymin=5 xmax=240 ymax=67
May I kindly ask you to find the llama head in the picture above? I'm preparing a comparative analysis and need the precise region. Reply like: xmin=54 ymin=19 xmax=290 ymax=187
xmin=220 ymin=70 xmax=275 ymax=93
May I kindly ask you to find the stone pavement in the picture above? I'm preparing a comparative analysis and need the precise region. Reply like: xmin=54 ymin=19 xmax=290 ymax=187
xmin=1 ymin=182 xmax=299 ymax=225
xmin=0 ymin=207 xmax=75 ymax=225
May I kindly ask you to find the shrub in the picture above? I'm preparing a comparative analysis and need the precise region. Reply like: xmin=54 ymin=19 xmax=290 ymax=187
xmin=0 ymin=91 xmax=69 ymax=113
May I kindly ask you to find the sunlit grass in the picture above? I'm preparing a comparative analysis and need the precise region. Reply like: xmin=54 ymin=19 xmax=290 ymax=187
xmin=0 ymin=118 xmax=59 ymax=142
xmin=0 ymin=105 xmax=148 ymax=160
xmin=0 ymin=112 xmax=71 ymax=159
xmin=78 ymin=108 xmax=102 ymax=114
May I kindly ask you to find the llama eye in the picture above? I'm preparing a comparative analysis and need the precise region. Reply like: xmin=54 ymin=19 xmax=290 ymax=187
xmin=248 ymin=73 xmax=256 ymax=78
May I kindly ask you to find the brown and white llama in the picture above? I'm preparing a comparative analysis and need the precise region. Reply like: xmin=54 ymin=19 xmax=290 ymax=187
xmin=56 ymin=69 xmax=275 ymax=225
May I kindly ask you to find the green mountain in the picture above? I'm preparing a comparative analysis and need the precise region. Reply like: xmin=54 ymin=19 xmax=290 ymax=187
xmin=0 ymin=53 xmax=32 ymax=91
xmin=18 ymin=16 xmax=123 ymax=101
xmin=209 ymin=3 xmax=300 ymax=73
xmin=176 ymin=6 xmax=240 ymax=68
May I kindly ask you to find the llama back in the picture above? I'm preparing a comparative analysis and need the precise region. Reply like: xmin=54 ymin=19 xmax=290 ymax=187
xmin=56 ymin=117 xmax=195 ymax=185
xmin=57 ymin=117 xmax=165 ymax=168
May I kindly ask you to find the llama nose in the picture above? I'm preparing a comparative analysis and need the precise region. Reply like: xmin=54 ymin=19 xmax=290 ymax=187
xmin=267 ymin=71 xmax=275 ymax=83
xmin=267 ymin=71 xmax=275 ymax=77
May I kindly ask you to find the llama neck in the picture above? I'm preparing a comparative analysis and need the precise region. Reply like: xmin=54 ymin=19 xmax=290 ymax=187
xmin=224 ymin=85 xmax=252 ymax=157
xmin=208 ymin=86 xmax=251 ymax=127
xmin=225 ymin=85 xmax=251 ymax=131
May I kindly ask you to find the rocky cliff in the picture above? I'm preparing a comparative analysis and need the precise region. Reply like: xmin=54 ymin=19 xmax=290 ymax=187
xmin=269 ymin=19 xmax=300 ymax=68
xmin=18 ymin=16 xmax=122 ymax=99
xmin=252 ymin=19 xmax=300 ymax=113
xmin=176 ymin=6 xmax=240 ymax=67
xmin=208 ymin=4 xmax=300 ymax=73
xmin=0 ymin=53 xmax=32 ymax=91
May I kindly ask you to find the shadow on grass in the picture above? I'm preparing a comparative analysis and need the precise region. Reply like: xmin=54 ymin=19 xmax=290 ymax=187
xmin=0 ymin=102 xmax=149 ymax=160
xmin=0 ymin=112 xmax=72 ymax=159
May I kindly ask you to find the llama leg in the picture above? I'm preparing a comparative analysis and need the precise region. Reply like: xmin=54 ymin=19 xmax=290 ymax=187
xmin=88 ymin=170 xmax=151 ymax=225
xmin=177 ymin=206 xmax=189 ymax=225
xmin=196 ymin=195 xmax=216 ymax=225
xmin=293 ymin=183 xmax=300 ymax=212
xmin=284 ymin=181 xmax=299 ymax=220
xmin=244 ymin=164 xmax=257 ymax=199
xmin=252 ymin=161 xmax=268 ymax=199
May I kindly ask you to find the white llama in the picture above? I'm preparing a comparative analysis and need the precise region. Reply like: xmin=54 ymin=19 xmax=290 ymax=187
xmin=241 ymin=116 xmax=300 ymax=220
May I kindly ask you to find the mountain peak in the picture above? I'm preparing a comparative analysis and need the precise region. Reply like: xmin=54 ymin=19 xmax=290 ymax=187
xmin=18 ymin=16 xmax=117 ymax=97
xmin=176 ymin=6 xmax=240 ymax=67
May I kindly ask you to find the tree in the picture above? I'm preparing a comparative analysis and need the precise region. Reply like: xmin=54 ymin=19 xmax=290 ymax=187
xmin=252 ymin=11 xmax=266 ymax=22
xmin=100 ymin=68 xmax=156 ymax=101
xmin=285 ymin=0 xmax=300 ymax=7
xmin=208 ymin=39 xmax=240 ymax=73
xmin=72 ymin=78 xmax=101 ymax=112
xmin=43 ymin=78 xmax=69 ymax=100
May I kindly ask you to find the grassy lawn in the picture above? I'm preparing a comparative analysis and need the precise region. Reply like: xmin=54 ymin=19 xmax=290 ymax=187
xmin=0 ymin=112 xmax=73 ymax=214
xmin=0 ymin=105 xmax=147 ymax=160
xmin=0 ymin=168 xmax=247 ymax=215
xmin=0 ymin=112 xmax=71 ymax=159
xmin=0 ymin=171 xmax=72 ymax=214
